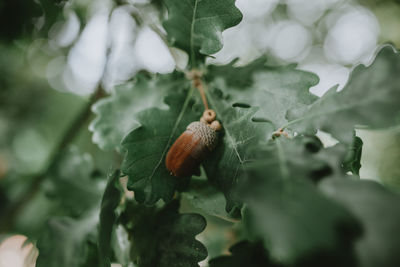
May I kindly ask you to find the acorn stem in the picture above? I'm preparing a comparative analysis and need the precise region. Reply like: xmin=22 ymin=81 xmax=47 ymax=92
xmin=186 ymin=70 xmax=209 ymax=110
xmin=196 ymin=82 xmax=209 ymax=110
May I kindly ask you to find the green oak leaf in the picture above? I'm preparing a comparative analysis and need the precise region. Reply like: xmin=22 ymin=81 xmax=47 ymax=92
xmin=242 ymin=137 xmax=361 ymax=266
xmin=98 ymin=170 xmax=123 ymax=267
xmin=90 ymin=73 xmax=188 ymax=150
xmin=286 ymin=46 xmax=400 ymax=144
xmin=209 ymin=241 xmax=282 ymax=267
xmin=119 ymin=200 xmax=207 ymax=267
xmin=163 ymin=0 xmax=243 ymax=64
xmin=203 ymin=87 xmax=275 ymax=213
xmin=210 ymin=62 xmax=319 ymax=128
xmin=121 ymin=88 xmax=200 ymax=204
xmin=36 ymin=212 xmax=99 ymax=267
xmin=320 ymin=178 xmax=400 ymax=267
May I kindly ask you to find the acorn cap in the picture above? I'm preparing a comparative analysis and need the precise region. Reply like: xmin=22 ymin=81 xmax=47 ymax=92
xmin=187 ymin=121 xmax=218 ymax=151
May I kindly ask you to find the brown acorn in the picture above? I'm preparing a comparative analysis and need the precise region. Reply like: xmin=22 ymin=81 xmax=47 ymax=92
xmin=166 ymin=109 xmax=221 ymax=177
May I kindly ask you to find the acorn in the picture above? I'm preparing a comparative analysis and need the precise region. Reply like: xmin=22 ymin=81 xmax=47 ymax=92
xmin=166 ymin=109 xmax=221 ymax=177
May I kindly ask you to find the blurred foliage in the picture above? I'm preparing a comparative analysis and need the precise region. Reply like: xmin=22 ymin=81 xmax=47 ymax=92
xmin=242 ymin=137 xmax=361 ymax=266
xmin=36 ymin=213 xmax=100 ymax=267
xmin=0 ymin=44 xmax=83 ymax=175
xmin=9 ymin=148 xmax=106 ymax=239
xmin=0 ymin=42 xmax=113 ymax=240
xmin=320 ymin=178 xmax=400 ymax=267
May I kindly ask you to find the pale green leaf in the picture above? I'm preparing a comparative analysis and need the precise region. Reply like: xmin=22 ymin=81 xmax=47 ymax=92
xmin=208 ymin=61 xmax=319 ymax=128
xmin=286 ymin=46 xmax=400 ymax=144
xmin=90 ymin=73 xmax=188 ymax=150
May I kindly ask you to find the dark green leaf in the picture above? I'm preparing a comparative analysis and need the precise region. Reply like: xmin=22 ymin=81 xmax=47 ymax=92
xmin=90 ymin=73 xmax=187 ymax=150
xmin=121 ymin=88 xmax=200 ymax=204
xmin=320 ymin=178 xmax=400 ymax=267
xmin=286 ymin=46 xmax=400 ymax=144
xmin=242 ymin=137 xmax=361 ymax=265
xmin=343 ymin=136 xmax=363 ymax=175
xmin=203 ymin=87 xmax=275 ymax=213
xmin=98 ymin=170 xmax=123 ymax=267
xmin=120 ymin=200 xmax=207 ymax=267
xmin=163 ymin=0 xmax=242 ymax=64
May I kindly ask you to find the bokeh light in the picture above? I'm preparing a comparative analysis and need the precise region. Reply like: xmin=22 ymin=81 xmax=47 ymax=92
xmin=324 ymin=5 xmax=380 ymax=65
